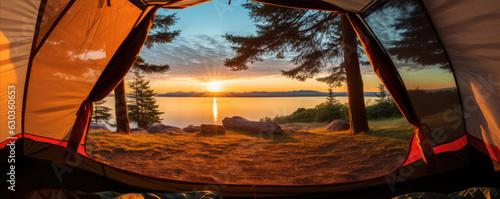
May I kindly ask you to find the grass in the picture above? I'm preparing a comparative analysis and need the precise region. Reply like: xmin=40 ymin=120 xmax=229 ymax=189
xmin=280 ymin=122 xmax=329 ymax=129
xmin=86 ymin=117 xmax=413 ymax=185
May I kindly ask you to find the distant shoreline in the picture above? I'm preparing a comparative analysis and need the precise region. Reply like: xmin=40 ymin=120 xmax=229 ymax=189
xmin=154 ymin=90 xmax=377 ymax=97
xmin=153 ymin=96 xmax=355 ymax=98
xmin=106 ymin=88 xmax=455 ymax=98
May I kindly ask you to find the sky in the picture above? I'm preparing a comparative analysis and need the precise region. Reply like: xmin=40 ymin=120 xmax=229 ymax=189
xmin=135 ymin=0 xmax=457 ymax=94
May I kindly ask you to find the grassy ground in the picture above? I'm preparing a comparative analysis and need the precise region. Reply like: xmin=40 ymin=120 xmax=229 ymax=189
xmin=86 ymin=117 xmax=413 ymax=185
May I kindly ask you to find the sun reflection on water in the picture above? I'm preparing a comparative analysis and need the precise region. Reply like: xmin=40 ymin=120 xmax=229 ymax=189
xmin=212 ymin=97 xmax=218 ymax=123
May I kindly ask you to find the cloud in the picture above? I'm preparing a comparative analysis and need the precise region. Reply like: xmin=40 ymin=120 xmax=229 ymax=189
xmin=136 ymin=34 xmax=385 ymax=84
xmin=138 ymin=34 xmax=298 ymax=82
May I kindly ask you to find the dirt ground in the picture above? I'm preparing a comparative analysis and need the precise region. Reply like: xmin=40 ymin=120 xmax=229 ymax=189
xmin=87 ymin=124 xmax=411 ymax=185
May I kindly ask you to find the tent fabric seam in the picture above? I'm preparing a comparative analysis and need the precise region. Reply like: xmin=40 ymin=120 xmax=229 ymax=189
xmin=359 ymin=0 xmax=379 ymax=15
xmin=418 ymin=0 xmax=469 ymax=140
xmin=128 ymin=0 xmax=148 ymax=10
xmin=32 ymin=0 xmax=76 ymax=58
xmin=22 ymin=0 xmax=48 ymax=140
xmin=251 ymin=0 xmax=346 ymax=14
xmin=348 ymin=13 xmax=439 ymax=166
xmin=66 ymin=6 xmax=159 ymax=157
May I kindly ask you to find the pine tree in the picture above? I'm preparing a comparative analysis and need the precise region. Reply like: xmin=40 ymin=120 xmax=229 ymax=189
xmin=127 ymin=71 xmax=164 ymax=129
xmin=326 ymin=87 xmax=339 ymax=106
xmin=386 ymin=1 xmax=449 ymax=70
xmin=374 ymin=84 xmax=389 ymax=103
xmin=114 ymin=13 xmax=179 ymax=134
xmin=93 ymin=100 xmax=112 ymax=125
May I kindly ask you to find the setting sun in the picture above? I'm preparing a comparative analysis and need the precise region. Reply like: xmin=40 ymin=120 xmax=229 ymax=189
xmin=207 ymin=81 xmax=222 ymax=92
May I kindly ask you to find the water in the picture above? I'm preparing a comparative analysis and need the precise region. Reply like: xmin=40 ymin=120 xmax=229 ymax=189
xmin=98 ymin=96 xmax=378 ymax=129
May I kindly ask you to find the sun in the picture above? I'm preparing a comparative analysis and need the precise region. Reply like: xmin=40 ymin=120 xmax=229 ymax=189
xmin=207 ymin=81 xmax=222 ymax=92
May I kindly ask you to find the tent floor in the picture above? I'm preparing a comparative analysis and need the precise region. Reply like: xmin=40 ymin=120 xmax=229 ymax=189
xmin=1 ymin=147 xmax=499 ymax=199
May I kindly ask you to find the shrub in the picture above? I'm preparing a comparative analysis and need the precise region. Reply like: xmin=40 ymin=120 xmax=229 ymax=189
xmin=365 ymin=101 xmax=402 ymax=120
xmin=260 ymin=116 xmax=273 ymax=123
xmin=267 ymin=100 xmax=402 ymax=124
xmin=287 ymin=108 xmax=317 ymax=123
xmin=270 ymin=103 xmax=348 ymax=124
xmin=314 ymin=103 xmax=349 ymax=123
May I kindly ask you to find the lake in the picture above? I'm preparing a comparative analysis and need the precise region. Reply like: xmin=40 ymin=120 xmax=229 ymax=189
xmin=99 ymin=96 xmax=378 ymax=129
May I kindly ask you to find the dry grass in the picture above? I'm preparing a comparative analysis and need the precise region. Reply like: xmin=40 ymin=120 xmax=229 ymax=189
xmin=86 ymin=118 xmax=413 ymax=185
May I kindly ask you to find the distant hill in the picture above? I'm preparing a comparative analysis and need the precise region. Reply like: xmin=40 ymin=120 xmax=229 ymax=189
xmin=108 ymin=88 xmax=455 ymax=98
xmin=156 ymin=90 xmax=381 ymax=97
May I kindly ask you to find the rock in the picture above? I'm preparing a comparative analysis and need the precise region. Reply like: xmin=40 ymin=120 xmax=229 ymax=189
xmin=89 ymin=124 xmax=110 ymax=132
xmin=183 ymin=125 xmax=201 ymax=133
xmin=222 ymin=116 xmax=282 ymax=134
xmin=130 ymin=127 xmax=147 ymax=134
xmin=326 ymin=119 xmax=350 ymax=132
xmin=200 ymin=124 xmax=225 ymax=134
xmin=147 ymin=123 xmax=185 ymax=134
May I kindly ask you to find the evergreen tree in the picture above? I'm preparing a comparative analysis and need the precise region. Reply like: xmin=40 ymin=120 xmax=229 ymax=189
xmin=93 ymin=100 xmax=112 ymax=125
xmin=326 ymin=87 xmax=339 ymax=106
xmin=374 ymin=84 xmax=389 ymax=103
xmin=127 ymin=71 xmax=164 ymax=129
xmin=385 ymin=1 xmax=449 ymax=70
xmin=114 ymin=13 xmax=179 ymax=134
xmin=224 ymin=2 xmax=369 ymax=133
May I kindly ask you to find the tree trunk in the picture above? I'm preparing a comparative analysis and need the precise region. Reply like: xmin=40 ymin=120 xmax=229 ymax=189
xmin=341 ymin=15 xmax=370 ymax=134
xmin=114 ymin=80 xmax=130 ymax=134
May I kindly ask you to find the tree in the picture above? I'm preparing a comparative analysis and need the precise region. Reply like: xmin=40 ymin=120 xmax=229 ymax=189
xmin=127 ymin=71 xmax=164 ymax=129
xmin=374 ymin=84 xmax=389 ymax=103
xmin=93 ymin=100 xmax=112 ymax=125
xmin=114 ymin=13 xmax=179 ymax=134
xmin=386 ymin=1 xmax=449 ymax=70
xmin=340 ymin=15 xmax=369 ymax=133
xmin=224 ymin=2 xmax=369 ymax=133
xmin=326 ymin=86 xmax=339 ymax=106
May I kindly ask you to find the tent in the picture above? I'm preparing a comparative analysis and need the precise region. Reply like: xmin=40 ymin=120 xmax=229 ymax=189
xmin=1 ymin=0 xmax=499 ymax=198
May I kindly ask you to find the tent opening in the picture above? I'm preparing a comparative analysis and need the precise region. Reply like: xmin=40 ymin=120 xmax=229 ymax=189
xmin=85 ymin=1 xmax=416 ymax=185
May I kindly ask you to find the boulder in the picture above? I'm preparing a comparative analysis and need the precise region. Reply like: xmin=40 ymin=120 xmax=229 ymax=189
xmin=326 ymin=119 xmax=350 ymax=132
xmin=130 ymin=127 xmax=147 ymax=134
xmin=200 ymin=124 xmax=225 ymax=134
xmin=147 ymin=123 xmax=185 ymax=134
xmin=222 ymin=116 xmax=282 ymax=134
xmin=89 ymin=124 xmax=110 ymax=132
xmin=183 ymin=125 xmax=201 ymax=133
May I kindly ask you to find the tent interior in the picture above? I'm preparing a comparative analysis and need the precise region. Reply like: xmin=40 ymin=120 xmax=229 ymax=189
xmin=1 ymin=0 xmax=500 ymax=198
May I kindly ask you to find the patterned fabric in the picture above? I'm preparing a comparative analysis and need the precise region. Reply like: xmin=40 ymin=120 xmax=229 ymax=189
xmin=24 ymin=189 xmax=223 ymax=199
xmin=393 ymin=187 xmax=500 ymax=199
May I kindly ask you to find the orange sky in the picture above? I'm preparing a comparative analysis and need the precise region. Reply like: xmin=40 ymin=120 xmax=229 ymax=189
xmin=137 ymin=3 xmax=457 ymax=94
xmin=147 ymin=67 xmax=457 ymax=93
